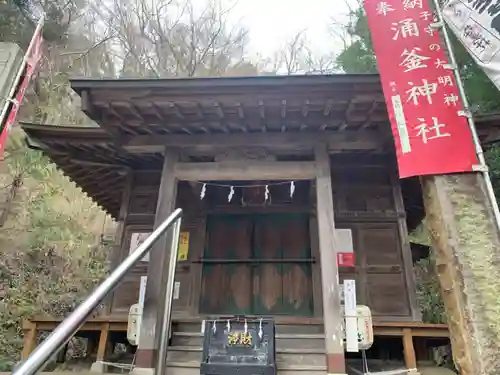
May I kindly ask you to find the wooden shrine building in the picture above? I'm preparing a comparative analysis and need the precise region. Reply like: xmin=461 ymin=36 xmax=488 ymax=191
xmin=19 ymin=74 xmax=500 ymax=375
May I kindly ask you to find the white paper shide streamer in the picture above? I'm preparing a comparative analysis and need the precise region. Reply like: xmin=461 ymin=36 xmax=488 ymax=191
xmin=200 ymin=183 xmax=206 ymax=199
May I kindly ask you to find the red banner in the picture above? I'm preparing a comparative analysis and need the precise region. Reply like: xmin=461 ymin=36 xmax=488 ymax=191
xmin=364 ymin=0 xmax=478 ymax=178
xmin=0 ymin=17 xmax=44 ymax=158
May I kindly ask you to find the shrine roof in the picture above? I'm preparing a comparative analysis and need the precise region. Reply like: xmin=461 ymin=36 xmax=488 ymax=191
xmin=20 ymin=74 xmax=500 ymax=219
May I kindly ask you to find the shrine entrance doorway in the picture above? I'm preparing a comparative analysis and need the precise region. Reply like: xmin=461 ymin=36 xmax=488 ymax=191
xmin=199 ymin=213 xmax=314 ymax=317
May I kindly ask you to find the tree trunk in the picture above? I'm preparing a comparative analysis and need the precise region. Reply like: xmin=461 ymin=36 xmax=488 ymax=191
xmin=421 ymin=173 xmax=500 ymax=375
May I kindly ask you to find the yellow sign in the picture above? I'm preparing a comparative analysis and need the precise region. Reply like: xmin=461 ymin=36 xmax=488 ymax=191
xmin=227 ymin=331 xmax=252 ymax=346
xmin=177 ymin=232 xmax=190 ymax=261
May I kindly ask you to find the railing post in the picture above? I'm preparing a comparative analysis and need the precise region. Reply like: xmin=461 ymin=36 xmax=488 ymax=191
xmin=156 ymin=218 xmax=182 ymax=375
xmin=11 ymin=209 xmax=182 ymax=375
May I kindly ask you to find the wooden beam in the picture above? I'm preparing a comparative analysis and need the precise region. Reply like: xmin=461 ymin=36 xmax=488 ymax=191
xmin=150 ymin=102 xmax=165 ymax=120
xmin=125 ymin=103 xmax=144 ymax=120
xmin=258 ymin=100 xmax=267 ymax=132
xmin=324 ymin=99 xmax=333 ymax=116
xmin=213 ymin=102 xmax=224 ymax=119
xmin=107 ymin=103 xmax=125 ymax=120
xmin=258 ymin=100 xmax=266 ymax=119
xmin=122 ymin=132 xmax=382 ymax=153
xmin=169 ymin=102 xmax=184 ymax=120
xmin=80 ymin=90 xmax=93 ymax=118
xmin=281 ymin=100 xmax=287 ymax=118
xmin=314 ymin=143 xmax=345 ymax=374
xmin=302 ymin=100 xmax=310 ymax=117
xmin=236 ymin=102 xmax=245 ymax=119
xmin=174 ymin=161 xmax=317 ymax=181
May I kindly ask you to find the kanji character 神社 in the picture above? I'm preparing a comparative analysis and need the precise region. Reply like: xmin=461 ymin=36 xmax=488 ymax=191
xmin=415 ymin=117 xmax=451 ymax=143
xmin=406 ymin=79 xmax=438 ymax=105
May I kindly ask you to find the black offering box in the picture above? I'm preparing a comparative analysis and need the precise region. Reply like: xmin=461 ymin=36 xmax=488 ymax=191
xmin=200 ymin=317 xmax=276 ymax=375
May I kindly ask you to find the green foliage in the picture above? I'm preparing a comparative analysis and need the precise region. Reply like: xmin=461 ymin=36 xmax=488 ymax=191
xmin=335 ymin=7 xmax=377 ymax=74
xmin=414 ymin=257 xmax=446 ymax=324
xmin=0 ymin=132 xmax=113 ymax=368
xmin=0 ymin=0 xmax=115 ymax=362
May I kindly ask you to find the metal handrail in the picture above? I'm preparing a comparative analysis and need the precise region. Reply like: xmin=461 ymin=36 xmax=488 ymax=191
xmin=12 ymin=208 xmax=183 ymax=375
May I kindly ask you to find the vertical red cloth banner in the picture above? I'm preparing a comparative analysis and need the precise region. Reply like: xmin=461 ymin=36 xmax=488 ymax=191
xmin=0 ymin=16 xmax=44 ymax=158
xmin=364 ymin=0 xmax=478 ymax=178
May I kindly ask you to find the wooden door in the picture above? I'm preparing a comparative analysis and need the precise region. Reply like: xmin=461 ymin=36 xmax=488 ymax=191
xmin=253 ymin=214 xmax=313 ymax=316
xmin=358 ymin=224 xmax=411 ymax=318
xmin=200 ymin=215 xmax=253 ymax=315
xmin=200 ymin=213 xmax=314 ymax=317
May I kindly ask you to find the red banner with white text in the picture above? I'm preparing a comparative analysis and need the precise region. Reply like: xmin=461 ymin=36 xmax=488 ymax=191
xmin=0 ymin=17 xmax=44 ymax=158
xmin=364 ymin=0 xmax=478 ymax=178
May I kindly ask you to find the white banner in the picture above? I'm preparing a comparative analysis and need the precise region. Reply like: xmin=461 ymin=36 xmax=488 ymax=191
xmin=443 ymin=0 xmax=500 ymax=91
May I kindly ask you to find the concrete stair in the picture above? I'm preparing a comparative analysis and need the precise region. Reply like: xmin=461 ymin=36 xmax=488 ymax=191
xmin=167 ymin=319 xmax=327 ymax=375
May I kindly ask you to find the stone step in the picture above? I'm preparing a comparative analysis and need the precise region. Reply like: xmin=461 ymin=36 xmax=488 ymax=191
xmin=167 ymin=346 xmax=326 ymax=366
xmin=166 ymin=361 xmax=327 ymax=375
xmin=171 ymin=331 xmax=325 ymax=349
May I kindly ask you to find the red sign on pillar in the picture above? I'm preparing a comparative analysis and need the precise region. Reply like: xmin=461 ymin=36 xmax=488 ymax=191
xmin=364 ymin=0 xmax=478 ymax=178
xmin=336 ymin=229 xmax=355 ymax=267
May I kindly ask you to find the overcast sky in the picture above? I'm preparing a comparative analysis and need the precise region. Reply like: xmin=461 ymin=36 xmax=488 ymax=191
xmin=223 ymin=0 xmax=359 ymax=58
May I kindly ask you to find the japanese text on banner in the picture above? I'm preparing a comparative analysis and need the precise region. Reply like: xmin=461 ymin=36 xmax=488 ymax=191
xmin=365 ymin=0 xmax=478 ymax=178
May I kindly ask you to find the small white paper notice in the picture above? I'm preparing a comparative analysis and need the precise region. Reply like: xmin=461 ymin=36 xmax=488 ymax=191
xmin=130 ymin=232 xmax=152 ymax=262
xmin=138 ymin=276 xmax=147 ymax=311
xmin=173 ymin=281 xmax=180 ymax=300
xmin=344 ymin=279 xmax=358 ymax=352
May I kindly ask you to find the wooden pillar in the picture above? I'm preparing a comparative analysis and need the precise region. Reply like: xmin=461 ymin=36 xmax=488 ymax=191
xmin=135 ymin=148 xmax=179 ymax=371
xmin=421 ymin=173 xmax=500 ymax=375
xmin=391 ymin=173 xmax=422 ymax=321
xmin=189 ymin=214 xmax=207 ymax=315
xmin=103 ymin=169 xmax=133 ymax=315
xmin=96 ymin=323 xmax=111 ymax=362
xmin=310 ymin=214 xmax=324 ymax=318
xmin=314 ymin=144 xmax=346 ymax=375
xmin=402 ymin=328 xmax=417 ymax=370
xmin=22 ymin=322 xmax=37 ymax=359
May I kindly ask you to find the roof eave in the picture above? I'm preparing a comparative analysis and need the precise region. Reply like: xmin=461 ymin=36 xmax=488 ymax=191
xmin=70 ymin=73 xmax=382 ymax=95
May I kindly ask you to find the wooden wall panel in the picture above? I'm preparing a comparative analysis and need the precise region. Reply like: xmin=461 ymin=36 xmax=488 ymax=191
xmin=335 ymin=223 xmax=413 ymax=321
xmin=110 ymin=189 xmax=205 ymax=315
xmin=365 ymin=273 xmax=410 ymax=316
xmin=111 ymin=264 xmax=148 ymax=313
xmin=330 ymin=161 xmax=416 ymax=321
